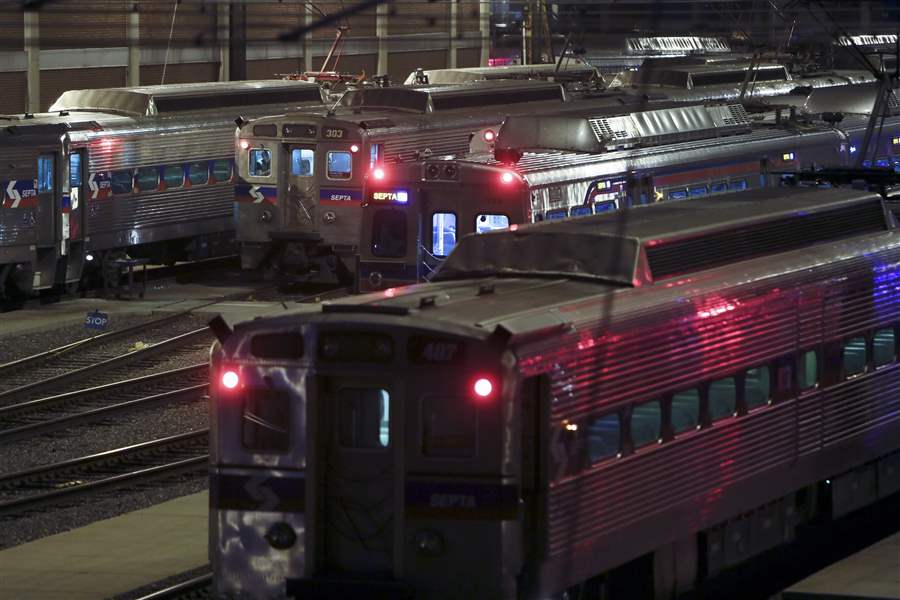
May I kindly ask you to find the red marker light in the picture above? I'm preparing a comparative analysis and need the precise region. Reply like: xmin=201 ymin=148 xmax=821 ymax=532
xmin=483 ymin=129 xmax=496 ymax=142
xmin=373 ymin=167 xmax=386 ymax=180
xmin=221 ymin=370 xmax=239 ymax=390
xmin=239 ymin=140 xmax=250 ymax=150
xmin=350 ymin=144 xmax=360 ymax=153
xmin=500 ymin=171 xmax=515 ymax=184
xmin=473 ymin=377 xmax=494 ymax=399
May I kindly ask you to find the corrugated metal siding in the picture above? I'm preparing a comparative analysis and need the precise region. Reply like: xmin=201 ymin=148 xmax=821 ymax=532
xmin=140 ymin=2 xmax=216 ymax=48
xmin=82 ymin=127 xmax=232 ymax=172
xmin=140 ymin=62 xmax=219 ymax=86
xmin=247 ymin=58 xmax=302 ymax=80
xmin=460 ymin=1 xmax=481 ymax=32
xmin=41 ymin=67 xmax=125 ymax=112
xmin=0 ymin=72 xmax=26 ymax=114
xmin=0 ymin=209 xmax=37 ymax=248
xmin=457 ymin=47 xmax=481 ymax=68
xmin=390 ymin=1 xmax=449 ymax=35
xmin=310 ymin=1 xmax=376 ymax=38
xmin=87 ymin=184 xmax=233 ymax=235
xmin=39 ymin=1 xmax=126 ymax=48
xmin=247 ymin=2 xmax=303 ymax=43
xmin=0 ymin=5 xmax=23 ymax=51
xmin=388 ymin=49 xmax=447 ymax=83
xmin=335 ymin=53 xmax=378 ymax=77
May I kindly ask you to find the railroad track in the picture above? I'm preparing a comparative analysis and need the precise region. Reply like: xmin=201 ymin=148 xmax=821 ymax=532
xmin=133 ymin=573 xmax=212 ymax=600
xmin=0 ymin=430 xmax=209 ymax=519
xmin=0 ymin=364 xmax=208 ymax=444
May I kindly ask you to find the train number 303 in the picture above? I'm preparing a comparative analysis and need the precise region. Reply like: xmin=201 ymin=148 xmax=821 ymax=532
xmin=323 ymin=128 xmax=345 ymax=139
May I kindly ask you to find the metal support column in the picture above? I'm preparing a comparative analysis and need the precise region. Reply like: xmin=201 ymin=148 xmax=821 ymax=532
xmin=218 ymin=2 xmax=230 ymax=81
xmin=376 ymin=2 xmax=388 ymax=76
xmin=127 ymin=3 xmax=140 ymax=86
xmin=479 ymin=0 xmax=491 ymax=67
xmin=24 ymin=10 xmax=39 ymax=113
xmin=449 ymin=0 xmax=458 ymax=68
xmin=229 ymin=1 xmax=247 ymax=81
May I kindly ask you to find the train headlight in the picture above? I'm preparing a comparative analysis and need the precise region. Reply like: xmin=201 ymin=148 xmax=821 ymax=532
xmin=473 ymin=377 xmax=495 ymax=400
xmin=425 ymin=163 xmax=440 ymax=180
xmin=414 ymin=529 xmax=445 ymax=556
xmin=221 ymin=370 xmax=240 ymax=390
xmin=265 ymin=522 xmax=297 ymax=550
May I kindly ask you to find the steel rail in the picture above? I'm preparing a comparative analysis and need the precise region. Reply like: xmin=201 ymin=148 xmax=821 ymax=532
xmin=132 ymin=573 xmax=213 ymax=600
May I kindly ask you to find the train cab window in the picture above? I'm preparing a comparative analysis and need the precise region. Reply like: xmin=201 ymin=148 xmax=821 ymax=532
xmin=873 ymin=328 xmax=896 ymax=367
xmin=475 ymin=213 xmax=510 ymax=233
xmin=799 ymin=350 xmax=818 ymax=390
xmin=842 ymin=337 xmax=867 ymax=378
xmin=37 ymin=155 xmax=53 ymax=193
xmin=250 ymin=148 xmax=272 ymax=177
xmin=69 ymin=154 xmax=81 ymax=188
xmin=212 ymin=159 xmax=233 ymax=182
xmin=892 ymin=157 xmax=900 ymax=173
xmin=729 ymin=178 xmax=748 ymax=191
xmin=188 ymin=162 xmax=209 ymax=185
xmin=671 ymin=389 xmax=700 ymax=434
xmin=668 ymin=189 xmax=689 ymax=201
xmin=422 ymin=396 xmax=475 ymax=457
xmin=431 ymin=212 xmax=457 ymax=257
xmin=110 ymin=170 xmax=134 ymax=195
xmin=291 ymin=148 xmax=314 ymax=177
xmin=162 ymin=166 xmax=184 ymax=189
xmin=744 ymin=366 xmax=770 ymax=409
xmin=371 ymin=209 xmax=407 ymax=258
xmin=338 ymin=388 xmax=390 ymax=448
xmin=545 ymin=208 xmax=568 ymax=220
xmin=242 ymin=389 xmax=291 ymax=453
xmin=136 ymin=167 xmax=159 ymax=192
xmin=594 ymin=201 xmax=616 ymax=214
xmin=711 ymin=180 xmax=728 ymax=194
xmin=370 ymin=143 xmax=383 ymax=168
xmin=708 ymin=377 xmax=737 ymax=421
xmin=631 ymin=400 xmax=661 ymax=449
xmin=326 ymin=151 xmax=352 ymax=180
xmin=571 ymin=205 xmax=592 ymax=217
xmin=876 ymin=157 xmax=890 ymax=168
xmin=689 ymin=185 xmax=709 ymax=197
xmin=587 ymin=413 xmax=620 ymax=462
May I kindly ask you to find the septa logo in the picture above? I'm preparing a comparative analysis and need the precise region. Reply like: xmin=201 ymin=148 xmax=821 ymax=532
xmin=371 ymin=190 xmax=408 ymax=203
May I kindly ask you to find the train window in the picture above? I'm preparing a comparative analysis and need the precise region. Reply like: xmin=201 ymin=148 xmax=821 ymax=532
xmin=290 ymin=148 xmax=314 ymax=177
xmin=253 ymin=124 xmax=277 ymax=137
xmin=689 ymin=185 xmax=708 ymax=197
xmin=162 ymin=166 xmax=183 ymax=189
xmin=431 ymin=212 xmax=457 ymax=257
xmin=242 ymin=389 xmax=291 ymax=453
xmin=326 ymin=151 xmax=352 ymax=180
xmin=842 ymin=337 xmax=867 ymax=378
xmin=708 ymin=377 xmax=737 ymax=421
xmin=69 ymin=154 xmax=81 ymax=188
xmin=250 ymin=149 xmax=272 ymax=177
xmin=338 ymin=388 xmax=390 ymax=448
xmin=876 ymin=157 xmax=890 ymax=168
xmin=594 ymin=201 xmax=616 ymax=213
xmin=110 ymin=170 xmax=134 ymax=195
xmin=729 ymin=178 xmax=748 ymax=191
xmin=545 ymin=208 xmax=568 ymax=220
xmin=371 ymin=209 xmax=407 ymax=258
xmin=475 ymin=214 xmax=510 ymax=233
xmin=711 ymin=181 xmax=728 ymax=194
xmin=668 ymin=189 xmax=689 ymax=201
xmin=631 ymin=400 xmax=661 ymax=449
xmin=136 ymin=167 xmax=159 ymax=192
xmin=37 ymin=155 xmax=53 ymax=193
xmin=212 ymin=159 xmax=232 ymax=182
xmin=799 ymin=350 xmax=818 ymax=390
xmin=671 ymin=389 xmax=700 ymax=434
xmin=873 ymin=328 xmax=896 ymax=367
xmin=188 ymin=162 xmax=209 ymax=186
xmin=422 ymin=396 xmax=476 ymax=457
xmin=744 ymin=366 xmax=770 ymax=409
xmin=250 ymin=332 xmax=304 ymax=359
xmin=370 ymin=143 xmax=383 ymax=168
xmin=587 ymin=413 xmax=620 ymax=462
xmin=570 ymin=205 xmax=592 ymax=217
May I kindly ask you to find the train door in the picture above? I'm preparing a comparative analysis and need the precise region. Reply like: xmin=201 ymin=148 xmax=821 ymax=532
xmin=35 ymin=154 xmax=56 ymax=249
xmin=316 ymin=376 xmax=400 ymax=578
xmin=421 ymin=190 xmax=463 ymax=280
xmin=283 ymin=144 xmax=318 ymax=233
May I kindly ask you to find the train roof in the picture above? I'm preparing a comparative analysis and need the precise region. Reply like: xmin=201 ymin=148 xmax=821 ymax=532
xmin=49 ymin=80 xmax=326 ymax=117
xmin=337 ymin=80 xmax=566 ymax=113
xmin=624 ymin=36 xmax=731 ymax=55
xmin=402 ymin=62 xmax=601 ymax=85
xmin=632 ymin=60 xmax=790 ymax=89
xmin=433 ymin=187 xmax=888 ymax=287
xmin=495 ymin=102 xmax=752 ymax=153
xmin=802 ymin=80 xmax=900 ymax=116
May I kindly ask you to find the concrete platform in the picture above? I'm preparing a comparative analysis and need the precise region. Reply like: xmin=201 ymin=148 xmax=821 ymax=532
xmin=783 ymin=530 xmax=900 ymax=599
xmin=0 ymin=492 xmax=208 ymax=600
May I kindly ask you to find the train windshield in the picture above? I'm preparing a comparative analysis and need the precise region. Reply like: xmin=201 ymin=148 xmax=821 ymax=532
xmin=432 ymin=212 xmax=457 ymax=257
xmin=250 ymin=149 xmax=272 ymax=177
xmin=291 ymin=148 xmax=314 ymax=177
xmin=475 ymin=213 xmax=510 ymax=233
xmin=372 ymin=209 xmax=407 ymax=258
xmin=327 ymin=151 xmax=352 ymax=180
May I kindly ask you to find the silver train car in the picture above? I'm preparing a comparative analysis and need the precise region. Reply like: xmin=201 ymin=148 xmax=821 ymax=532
xmin=357 ymin=102 xmax=896 ymax=291
xmin=208 ymin=186 xmax=900 ymax=599
xmin=0 ymin=80 xmax=326 ymax=300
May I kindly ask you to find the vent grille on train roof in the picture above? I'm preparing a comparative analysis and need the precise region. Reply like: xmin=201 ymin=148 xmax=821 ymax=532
xmin=588 ymin=103 xmax=750 ymax=150
xmin=646 ymin=200 xmax=888 ymax=280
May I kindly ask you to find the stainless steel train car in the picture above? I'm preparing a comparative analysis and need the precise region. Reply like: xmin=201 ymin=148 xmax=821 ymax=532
xmin=357 ymin=102 xmax=888 ymax=291
xmin=234 ymin=80 xmax=572 ymax=278
xmin=402 ymin=61 xmax=605 ymax=89
xmin=0 ymin=80 xmax=326 ymax=300
xmin=208 ymin=186 xmax=900 ymax=599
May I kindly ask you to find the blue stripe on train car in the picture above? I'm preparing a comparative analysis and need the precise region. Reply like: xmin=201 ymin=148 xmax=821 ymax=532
xmin=320 ymin=188 xmax=363 ymax=203
xmin=235 ymin=184 xmax=278 ymax=205
xmin=405 ymin=480 xmax=519 ymax=520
